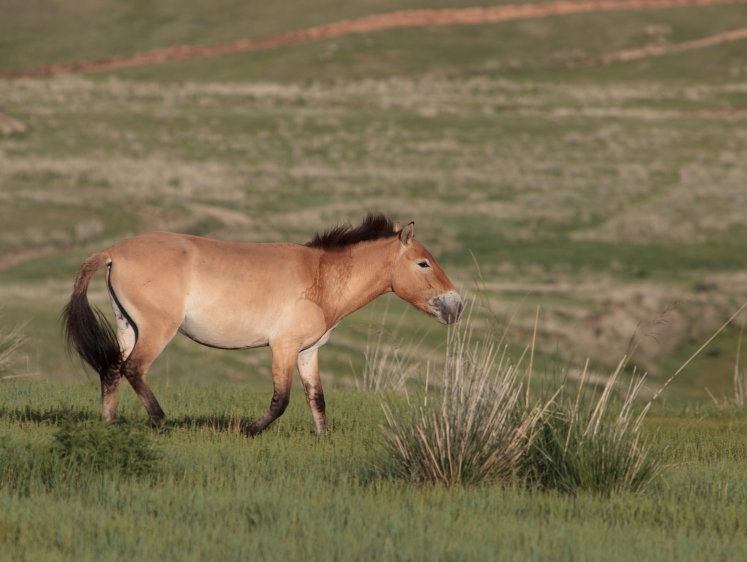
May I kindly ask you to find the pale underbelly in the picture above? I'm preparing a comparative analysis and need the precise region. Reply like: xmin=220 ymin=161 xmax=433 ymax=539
xmin=178 ymin=325 xmax=269 ymax=349
xmin=178 ymin=312 xmax=270 ymax=350
xmin=178 ymin=287 xmax=331 ymax=352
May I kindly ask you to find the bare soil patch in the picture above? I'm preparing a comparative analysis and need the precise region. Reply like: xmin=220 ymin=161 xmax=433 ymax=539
xmin=584 ymin=25 xmax=747 ymax=65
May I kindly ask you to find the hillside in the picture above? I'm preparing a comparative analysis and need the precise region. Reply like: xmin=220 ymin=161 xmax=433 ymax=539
xmin=1 ymin=0 xmax=747 ymax=401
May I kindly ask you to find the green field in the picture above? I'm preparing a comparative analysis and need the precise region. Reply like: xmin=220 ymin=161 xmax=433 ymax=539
xmin=2 ymin=1 xmax=747 ymax=558
xmin=1 ymin=379 xmax=747 ymax=560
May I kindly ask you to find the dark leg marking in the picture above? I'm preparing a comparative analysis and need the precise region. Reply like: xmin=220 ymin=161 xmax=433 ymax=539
xmin=244 ymin=389 xmax=290 ymax=437
xmin=121 ymin=359 xmax=165 ymax=421
xmin=304 ymin=382 xmax=326 ymax=413
xmin=313 ymin=391 xmax=326 ymax=415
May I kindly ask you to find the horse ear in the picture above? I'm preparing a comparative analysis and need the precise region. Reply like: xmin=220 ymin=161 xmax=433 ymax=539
xmin=399 ymin=222 xmax=414 ymax=246
xmin=394 ymin=222 xmax=402 ymax=232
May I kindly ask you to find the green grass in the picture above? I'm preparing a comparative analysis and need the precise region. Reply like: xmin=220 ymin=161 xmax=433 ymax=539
xmin=1 ymin=379 xmax=747 ymax=560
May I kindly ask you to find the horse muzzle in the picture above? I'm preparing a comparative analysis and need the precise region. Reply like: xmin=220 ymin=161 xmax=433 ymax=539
xmin=431 ymin=291 xmax=464 ymax=325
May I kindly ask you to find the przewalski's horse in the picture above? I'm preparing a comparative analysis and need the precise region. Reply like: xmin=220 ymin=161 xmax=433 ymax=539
xmin=62 ymin=214 xmax=463 ymax=436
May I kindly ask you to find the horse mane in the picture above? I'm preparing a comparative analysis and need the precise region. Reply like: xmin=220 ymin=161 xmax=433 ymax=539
xmin=305 ymin=213 xmax=398 ymax=249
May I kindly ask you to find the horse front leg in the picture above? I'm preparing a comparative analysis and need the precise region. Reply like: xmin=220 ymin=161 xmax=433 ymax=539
xmin=297 ymin=348 xmax=327 ymax=435
xmin=245 ymin=345 xmax=298 ymax=437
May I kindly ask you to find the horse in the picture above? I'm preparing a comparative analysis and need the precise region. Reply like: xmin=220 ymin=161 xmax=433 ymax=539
xmin=62 ymin=214 xmax=463 ymax=436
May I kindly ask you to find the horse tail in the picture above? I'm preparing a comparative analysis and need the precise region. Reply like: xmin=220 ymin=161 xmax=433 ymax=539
xmin=62 ymin=252 xmax=121 ymax=382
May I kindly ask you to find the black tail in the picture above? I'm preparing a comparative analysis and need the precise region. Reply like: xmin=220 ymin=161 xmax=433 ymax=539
xmin=61 ymin=252 xmax=122 ymax=383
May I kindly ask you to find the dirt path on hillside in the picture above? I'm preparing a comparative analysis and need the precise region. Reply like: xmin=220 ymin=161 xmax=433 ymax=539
xmin=2 ymin=0 xmax=747 ymax=79
xmin=583 ymin=24 xmax=747 ymax=64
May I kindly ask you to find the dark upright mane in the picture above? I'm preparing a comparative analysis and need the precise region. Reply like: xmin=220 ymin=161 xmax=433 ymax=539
xmin=305 ymin=213 xmax=398 ymax=249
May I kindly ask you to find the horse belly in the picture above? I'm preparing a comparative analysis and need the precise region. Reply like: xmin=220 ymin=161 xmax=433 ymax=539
xmin=179 ymin=301 xmax=273 ymax=350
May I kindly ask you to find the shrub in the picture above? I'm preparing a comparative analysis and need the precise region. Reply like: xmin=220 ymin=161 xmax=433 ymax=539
xmin=51 ymin=412 xmax=161 ymax=478
xmin=0 ymin=412 xmax=160 ymax=494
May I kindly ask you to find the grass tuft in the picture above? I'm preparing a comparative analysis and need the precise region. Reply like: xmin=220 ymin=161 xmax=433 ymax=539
xmin=0 ymin=411 xmax=162 ymax=494
xmin=51 ymin=412 xmax=162 ymax=478
xmin=530 ymin=360 xmax=664 ymax=496
xmin=0 ymin=320 xmax=27 ymax=378
xmin=380 ymin=303 xmax=664 ymax=494
xmin=379 ymin=312 xmax=549 ymax=487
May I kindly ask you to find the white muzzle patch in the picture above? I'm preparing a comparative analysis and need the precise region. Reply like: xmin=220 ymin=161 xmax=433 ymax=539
xmin=433 ymin=291 xmax=464 ymax=325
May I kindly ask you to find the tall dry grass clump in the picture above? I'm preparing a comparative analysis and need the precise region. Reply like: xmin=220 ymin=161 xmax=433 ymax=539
xmin=529 ymin=359 xmax=663 ymax=495
xmin=378 ymin=299 xmax=672 ymax=494
xmin=379 ymin=311 xmax=552 ymax=487
xmin=0 ymin=320 xmax=27 ymax=378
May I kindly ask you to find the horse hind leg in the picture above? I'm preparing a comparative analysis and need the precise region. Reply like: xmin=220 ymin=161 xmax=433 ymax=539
xmin=120 ymin=322 xmax=179 ymax=422
xmin=101 ymin=274 xmax=138 ymax=421
xmin=108 ymin=290 xmax=179 ymax=422
xmin=99 ymin=306 xmax=131 ymax=421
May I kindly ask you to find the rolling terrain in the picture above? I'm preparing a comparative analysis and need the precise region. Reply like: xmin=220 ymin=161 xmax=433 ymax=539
xmin=2 ymin=0 xmax=747 ymax=398
xmin=2 ymin=3 xmax=747 ymax=560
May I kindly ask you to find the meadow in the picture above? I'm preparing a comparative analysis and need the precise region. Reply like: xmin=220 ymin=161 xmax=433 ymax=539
xmin=1 ymin=378 xmax=747 ymax=561
xmin=2 ymin=0 xmax=747 ymax=558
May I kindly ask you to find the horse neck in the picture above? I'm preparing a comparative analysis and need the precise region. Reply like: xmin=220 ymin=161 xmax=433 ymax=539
xmin=321 ymin=239 xmax=397 ymax=322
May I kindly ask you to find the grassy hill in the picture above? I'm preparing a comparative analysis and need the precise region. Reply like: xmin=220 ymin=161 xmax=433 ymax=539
xmin=2 ymin=0 xmax=747 ymax=82
xmin=2 ymin=1 xmax=747 ymax=402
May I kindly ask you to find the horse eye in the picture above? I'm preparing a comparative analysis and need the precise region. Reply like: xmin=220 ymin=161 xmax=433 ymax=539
xmin=418 ymin=261 xmax=430 ymax=268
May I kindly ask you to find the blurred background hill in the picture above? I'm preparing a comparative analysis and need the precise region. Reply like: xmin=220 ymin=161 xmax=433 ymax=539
xmin=2 ymin=0 xmax=747 ymax=401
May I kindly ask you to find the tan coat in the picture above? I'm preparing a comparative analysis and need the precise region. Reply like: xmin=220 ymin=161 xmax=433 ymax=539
xmin=63 ymin=220 xmax=462 ymax=435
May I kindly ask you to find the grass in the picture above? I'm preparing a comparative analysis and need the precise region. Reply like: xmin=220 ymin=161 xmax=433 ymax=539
xmin=456 ymin=240 xmax=747 ymax=271
xmin=50 ymin=413 xmax=161 ymax=478
xmin=379 ymin=300 xmax=666 ymax=493
xmin=1 ymin=2 xmax=746 ymax=557
xmin=1 ymin=378 xmax=747 ymax=560
xmin=0 ymin=321 xmax=26 ymax=378
xmin=0 ymin=413 xmax=160 ymax=496
xmin=529 ymin=360 xmax=662 ymax=495
xmin=380 ymin=326 xmax=547 ymax=487
xmin=3 ymin=1 xmax=747 ymax=83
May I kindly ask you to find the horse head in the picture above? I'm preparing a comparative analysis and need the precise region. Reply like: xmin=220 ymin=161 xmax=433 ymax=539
xmin=391 ymin=222 xmax=463 ymax=325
